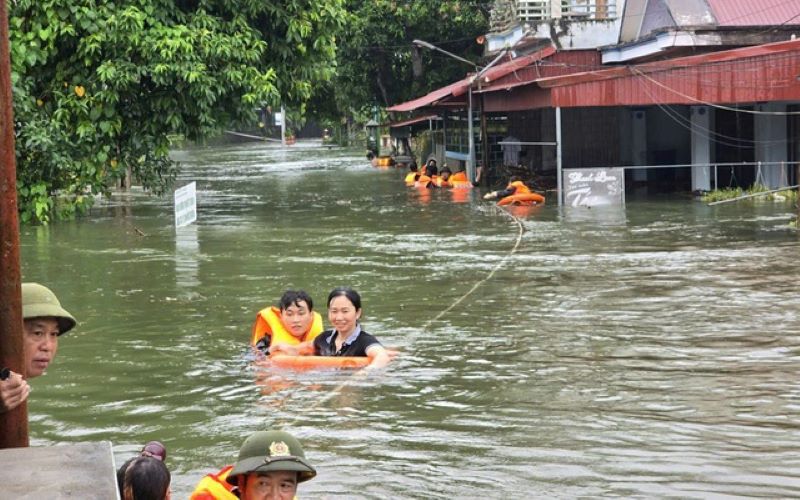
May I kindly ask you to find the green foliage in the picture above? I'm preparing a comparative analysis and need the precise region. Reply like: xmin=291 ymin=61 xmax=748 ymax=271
xmin=11 ymin=0 xmax=344 ymax=223
xmin=314 ymin=0 xmax=489 ymax=120
xmin=701 ymin=183 xmax=799 ymax=203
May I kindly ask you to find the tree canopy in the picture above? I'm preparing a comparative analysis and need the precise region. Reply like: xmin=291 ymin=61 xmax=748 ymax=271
xmin=330 ymin=0 xmax=489 ymax=115
xmin=10 ymin=0 xmax=343 ymax=223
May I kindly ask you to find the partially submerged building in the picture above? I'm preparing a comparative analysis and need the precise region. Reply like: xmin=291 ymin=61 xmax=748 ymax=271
xmin=388 ymin=0 xmax=800 ymax=201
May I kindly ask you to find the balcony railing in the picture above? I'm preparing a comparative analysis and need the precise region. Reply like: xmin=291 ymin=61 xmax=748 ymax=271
xmin=516 ymin=0 xmax=618 ymax=22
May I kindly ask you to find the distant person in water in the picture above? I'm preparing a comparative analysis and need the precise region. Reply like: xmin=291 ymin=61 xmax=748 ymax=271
xmin=190 ymin=430 xmax=316 ymax=500
xmin=250 ymin=290 xmax=323 ymax=355
xmin=483 ymin=175 xmax=532 ymax=200
xmin=404 ymin=162 xmax=420 ymax=186
xmin=0 ymin=283 xmax=76 ymax=413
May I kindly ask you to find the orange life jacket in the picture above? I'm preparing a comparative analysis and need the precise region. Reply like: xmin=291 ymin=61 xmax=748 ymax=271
xmin=415 ymin=174 xmax=431 ymax=187
xmin=250 ymin=306 xmax=323 ymax=347
xmin=450 ymin=171 xmax=467 ymax=182
xmin=508 ymin=180 xmax=531 ymax=195
xmin=190 ymin=465 xmax=237 ymax=500
xmin=433 ymin=176 xmax=452 ymax=188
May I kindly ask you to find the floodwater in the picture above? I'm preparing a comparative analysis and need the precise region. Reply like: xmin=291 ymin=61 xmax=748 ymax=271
xmin=19 ymin=140 xmax=800 ymax=498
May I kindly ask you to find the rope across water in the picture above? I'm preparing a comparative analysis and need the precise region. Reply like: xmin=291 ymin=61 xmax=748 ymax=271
xmin=275 ymin=206 xmax=527 ymax=426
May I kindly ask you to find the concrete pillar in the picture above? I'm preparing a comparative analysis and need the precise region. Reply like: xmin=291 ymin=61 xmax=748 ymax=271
xmin=690 ymin=106 xmax=713 ymax=191
xmin=631 ymin=109 xmax=647 ymax=182
xmin=755 ymin=102 xmax=788 ymax=188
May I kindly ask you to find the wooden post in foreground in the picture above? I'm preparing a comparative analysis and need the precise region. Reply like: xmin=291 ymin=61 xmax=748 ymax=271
xmin=0 ymin=0 xmax=28 ymax=448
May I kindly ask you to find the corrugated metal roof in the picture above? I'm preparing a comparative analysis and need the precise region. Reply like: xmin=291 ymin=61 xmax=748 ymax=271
xmin=707 ymin=0 xmax=800 ymax=26
xmin=477 ymin=50 xmax=602 ymax=93
xmin=541 ymin=38 xmax=800 ymax=107
xmin=387 ymin=45 xmax=559 ymax=112
xmin=386 ymin=77 xmax=472 ymax=112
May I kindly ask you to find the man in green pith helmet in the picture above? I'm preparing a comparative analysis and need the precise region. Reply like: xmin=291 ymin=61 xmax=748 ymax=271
xmin=190 ymin=430 xmax=316 ymax=500
xmin=0 ymin=283 xmax=76 ymax=413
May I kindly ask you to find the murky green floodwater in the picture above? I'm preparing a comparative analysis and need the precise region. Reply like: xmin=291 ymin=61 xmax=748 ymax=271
xmin=19 ymin=140 xmax=800 ymax=498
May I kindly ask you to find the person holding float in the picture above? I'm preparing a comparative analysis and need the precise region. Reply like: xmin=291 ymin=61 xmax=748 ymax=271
xmin=250 ymin=290 xmax=323 ymax=355
xmin=270 ymin=287 xmax=391 ymax=370
xmin=483 ymin=175 xmax=545 ymax=205
xmin=404 ymin=162 xmax=420 ymax=186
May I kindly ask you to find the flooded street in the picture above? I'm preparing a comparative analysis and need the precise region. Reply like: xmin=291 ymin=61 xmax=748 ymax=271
xmin=19 ymin=140 xmax=800 ymax=498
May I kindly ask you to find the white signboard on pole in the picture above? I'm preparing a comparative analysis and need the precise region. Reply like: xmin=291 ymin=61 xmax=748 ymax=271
xmin=174 ymin=181 xmax=197 ymax=228
xmin=563 ymin=167 xmax=625 ymax=207
xmin=274 ymin=111 xmax=283 ymax=126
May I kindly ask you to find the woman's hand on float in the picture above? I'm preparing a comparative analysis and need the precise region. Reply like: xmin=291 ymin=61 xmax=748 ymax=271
xmin=483 ymin=191 xmax=497 ymax=200
xmin=268 ymin=343 xmax=298 ymax=356
xmin=365 ymin=345 xmax=391 ymax=370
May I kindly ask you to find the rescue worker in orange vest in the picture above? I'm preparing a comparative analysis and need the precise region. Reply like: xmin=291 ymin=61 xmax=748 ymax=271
xmin=483 ymin=176 xmax=532 ymax=200
xmin=416 ymin=162 xmax=438 ymax=188
xmin=431 ymin=166 xmax=453 ymax=187
xmin=250 ymin=290 xmax=323 ymax=355
xmin=404 ymin=162 xmax=420 ymax=186
xmin=190 ymin=430 xmax=316 ymax=500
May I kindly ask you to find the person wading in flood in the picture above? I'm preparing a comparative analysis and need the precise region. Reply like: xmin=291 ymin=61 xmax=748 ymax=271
xmin=250 ymin=290 xmax=323 ymax=355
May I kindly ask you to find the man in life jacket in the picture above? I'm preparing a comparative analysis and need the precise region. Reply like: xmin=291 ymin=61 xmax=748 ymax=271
xmin=250 ymin=290 xmax=323 ymax=355
xmin=483 ymin=175 xmax=532 ymax=200
xmin=190 ymin=430 xmax=316 ymax=500
xmin=404 ymin=162 xmax=420 ymax=186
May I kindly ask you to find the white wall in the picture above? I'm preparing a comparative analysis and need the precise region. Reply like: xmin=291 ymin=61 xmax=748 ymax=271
xmin=754 ymin=102 xmax=790 ymax=188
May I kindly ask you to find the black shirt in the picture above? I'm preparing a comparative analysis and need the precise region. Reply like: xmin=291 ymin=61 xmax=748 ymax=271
xmin=313 ymin=327 xmax=381 ymax=357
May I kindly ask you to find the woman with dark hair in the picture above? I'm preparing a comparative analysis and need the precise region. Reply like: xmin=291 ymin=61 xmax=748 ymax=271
xmin=120 ymin=456 xmax=171 ymax=500
xmin=312 ymin=287 xmax=391 ymax=369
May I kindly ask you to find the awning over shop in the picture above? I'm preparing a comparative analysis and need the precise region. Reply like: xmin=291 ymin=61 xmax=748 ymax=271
xmin=387 ymin=45 xmax=599 ymax=113
xmin=387 ymin=114 xmax=440 ymax=128
xmin=386 ymin=78 xmax=472 ymax=112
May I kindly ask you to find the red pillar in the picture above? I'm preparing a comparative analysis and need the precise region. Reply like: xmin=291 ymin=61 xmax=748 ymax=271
xmin=0 ymin=0 xmax=28 ymax=448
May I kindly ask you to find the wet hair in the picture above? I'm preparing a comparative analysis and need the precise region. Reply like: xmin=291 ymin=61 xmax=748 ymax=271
xmin=327 ymin=287 xmax=362 ymax=311
xmin=426 ymin=164 xmax=438 ymax=177
xmin=440 ymin=167 xmax=452 ymax=175
xmin=426 ymin=158 xmax=437 ymax=167
xmin=279 ymin=290 xmax=313 ymax=312
xmin=120 ymin=456 xmax=170 ymax=500
xmin=409 ymin=162 xmax=418 ymax=172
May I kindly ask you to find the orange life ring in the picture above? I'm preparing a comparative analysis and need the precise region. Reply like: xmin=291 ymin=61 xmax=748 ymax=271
xmin=268 ymin=354 xmax=370 ymax=370
xmin=498 ymin=192 xmax=545 ymax=206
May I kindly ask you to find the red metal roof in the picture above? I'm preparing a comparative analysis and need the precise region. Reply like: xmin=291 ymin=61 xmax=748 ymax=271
xmin=477 ymin=50 xmax=602 ymax=93
xmin=387 ymin=45 xmax=560 ymax=112
xmin=386 ymin=77 xmax=472 ymax=112
xmin=479 ymin=46 xmax=557 ymax=83
xmin=707 ymin=0 xmax=800 ymax=26
xmin=538 ymin=38 xmax=800 ymax=107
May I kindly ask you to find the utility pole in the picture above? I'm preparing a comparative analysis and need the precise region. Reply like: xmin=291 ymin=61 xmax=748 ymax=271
xmin=0 ymin=0 xmax=29 ymax=448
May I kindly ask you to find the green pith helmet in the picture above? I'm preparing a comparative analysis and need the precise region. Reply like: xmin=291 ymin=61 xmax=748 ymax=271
xmin=22 ymin=283 xmax=77 ymax=335
xmin=226 ymin=430 xmax=316 ymax=485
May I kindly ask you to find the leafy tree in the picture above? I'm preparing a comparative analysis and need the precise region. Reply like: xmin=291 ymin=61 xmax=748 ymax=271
xmin=10 ymin=0 xmax=343 ymax=223
xmin=329 ymin=0 xmax=489 ymax=116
